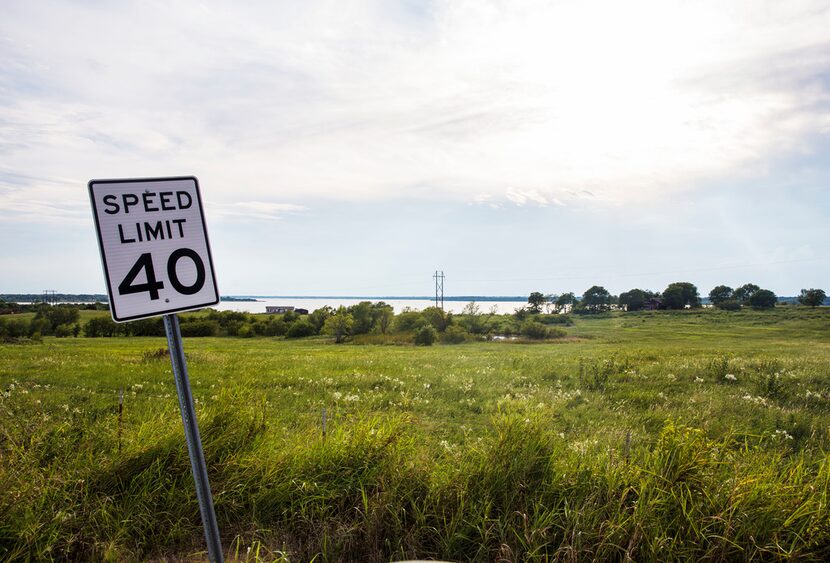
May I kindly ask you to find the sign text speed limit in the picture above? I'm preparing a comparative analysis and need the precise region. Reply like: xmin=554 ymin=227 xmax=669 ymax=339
xmin=89 ymin=176 xmax=220 ymax=321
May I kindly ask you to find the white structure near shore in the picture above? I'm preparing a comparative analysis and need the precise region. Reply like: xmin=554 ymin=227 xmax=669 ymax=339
xmin=265 ymin=305 xmax=295 ymax=314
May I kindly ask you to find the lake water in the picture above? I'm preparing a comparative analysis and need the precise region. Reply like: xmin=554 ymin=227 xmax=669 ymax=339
xmin=214 ymin=298 xmax=527 ymax=315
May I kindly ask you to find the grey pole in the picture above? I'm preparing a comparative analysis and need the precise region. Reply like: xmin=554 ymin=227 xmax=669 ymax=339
xmin=164 ymin=313 xmax=224 ymax=563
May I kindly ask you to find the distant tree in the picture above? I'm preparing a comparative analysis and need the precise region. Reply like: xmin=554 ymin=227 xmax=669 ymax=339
xmin=708 ymin=285 xmax=734 ymax=307
xmin=554 ymin=293 xmax=576 ymax=313
xmin=394 ymin=309 xmax=424 ymax=332
xmin=462 ymin=302 xmax=481 ymax=316
xmin=264 ymin=318 xmax=288 ymax=336
xmin=375 ymin=306 xmax=394 ymax=334
xmin=618 ymin=288 xmax=654 ymax=311
xmin=281 ymin=310 xmax=299 ymax=324
xmin=309 ymin=306 xmax=334 ymax=333
xmin=422 ymin=306 xmax=452 ymax=332
xmin=349 ymin=301 xmax=375 ymax=334
xmin=544 ymin=294 xmax=558 ymax=313
xmin=581 ymin=286 xmax=611 ymax=313
xmin=798 ymin=288 xmax=826 ymax=307
xmin=749 ymin=289 xmax=777 ymax=309
xmin=527 ymin=292 xmax=547 ymax=314
xmin=323 ymin=307 xmax=353 ymax=343
xmin=662 ymin=282 xmax=701 ymax=309
xmin=733 ymin=283 xmax=760 ymax=304
xmin=37 ymin=305 xmax=79 ymax=332
xmin=84 ymin=316 xmax=121 ymax=337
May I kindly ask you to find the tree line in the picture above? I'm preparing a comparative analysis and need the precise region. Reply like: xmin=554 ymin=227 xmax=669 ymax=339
xmin=526 ymin=285 xmax=826 ymax=313
xmin=0 ymin=301 xmax=572 ymax=345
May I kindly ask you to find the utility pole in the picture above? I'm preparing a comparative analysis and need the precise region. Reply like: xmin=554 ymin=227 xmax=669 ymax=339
xmin=433 ymin=270 xmax=445 ymax=310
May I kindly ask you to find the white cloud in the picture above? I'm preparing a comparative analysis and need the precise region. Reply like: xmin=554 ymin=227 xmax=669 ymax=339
xmin=1 ymin=0 xmax=829 ymax=218
xmin=208 ymin=201 xmax=307 ymax=221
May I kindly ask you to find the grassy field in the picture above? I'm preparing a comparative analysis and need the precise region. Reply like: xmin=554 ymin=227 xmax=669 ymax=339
xmin=2 ymin=308 xmax=830 ymax=561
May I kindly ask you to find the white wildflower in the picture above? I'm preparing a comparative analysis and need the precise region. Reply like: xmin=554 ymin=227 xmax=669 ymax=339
xmin=773 ymin=429 xmax=794 ymax=441
xmin=724 ymin=374 xmax=737 ymax=382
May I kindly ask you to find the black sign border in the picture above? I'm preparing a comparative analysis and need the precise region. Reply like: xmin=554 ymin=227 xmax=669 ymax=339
xmin=88 ymin=176 xmax=221 ymax=322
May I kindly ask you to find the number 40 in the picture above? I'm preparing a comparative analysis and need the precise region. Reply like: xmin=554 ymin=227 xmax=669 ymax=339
xmin=118 ymin=249 xmax=206 ymax=300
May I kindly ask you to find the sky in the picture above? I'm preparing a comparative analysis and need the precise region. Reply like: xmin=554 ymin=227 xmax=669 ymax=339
xmin=1 ymin=0 xmax=829 ymax=297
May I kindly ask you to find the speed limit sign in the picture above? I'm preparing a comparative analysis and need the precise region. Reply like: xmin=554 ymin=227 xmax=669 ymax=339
xmin=89 ymin=176 xmax=220 ymax=322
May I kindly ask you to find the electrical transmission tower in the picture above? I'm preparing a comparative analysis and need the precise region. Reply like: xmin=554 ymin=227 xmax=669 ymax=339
xmin=433 ymin=270 xmax=445 ymax=310
xmin=42 ymin=290 xmax=57 ymax=305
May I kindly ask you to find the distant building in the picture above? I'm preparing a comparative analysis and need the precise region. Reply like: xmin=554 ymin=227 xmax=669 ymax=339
xmin=295 ymin=308 xmax=309 ymax=315
xmin=265 ymin=305 xmax=295 ymax=314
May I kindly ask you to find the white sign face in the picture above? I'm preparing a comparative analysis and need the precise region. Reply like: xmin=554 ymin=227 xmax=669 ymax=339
xmin=89 ymin=176 xmax=220 ymax=322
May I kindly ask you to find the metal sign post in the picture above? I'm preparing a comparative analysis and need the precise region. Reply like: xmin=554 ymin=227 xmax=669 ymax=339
xmin=164 ymin=313 xmax=224 ymax=563
xmin=89 ymin=176 xmax=224 ymax=561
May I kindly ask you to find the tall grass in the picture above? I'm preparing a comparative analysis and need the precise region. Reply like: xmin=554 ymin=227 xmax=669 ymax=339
xmin=2 ymin=307 xmax=830 ymax=560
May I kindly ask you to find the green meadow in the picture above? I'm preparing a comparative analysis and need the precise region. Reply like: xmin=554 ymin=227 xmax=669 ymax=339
xmin=2 ymin=307 xmax=830 ymax=561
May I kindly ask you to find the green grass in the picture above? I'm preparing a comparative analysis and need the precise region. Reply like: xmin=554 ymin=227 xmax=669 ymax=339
xmin=2 ymin=308 xmax=830 ymax=561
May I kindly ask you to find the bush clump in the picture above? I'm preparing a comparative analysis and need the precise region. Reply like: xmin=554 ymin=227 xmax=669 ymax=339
xmin=520 ymin=320 xmax=566 ymax=340
xmin=414 ymin=325 xmax=437 ymax=346
xmin=287 ymin=319 xmax=316 ymax=338
xmin=179 ymin=320 xmax=219 ymax=337
xmin=440 ymin=325 xmax=470 ymax=344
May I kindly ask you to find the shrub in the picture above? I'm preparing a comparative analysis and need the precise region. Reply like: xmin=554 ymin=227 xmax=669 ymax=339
xmin=413 ymin=325 xmax=437 ymax=346
xmin=547 ymin=327 xmax=567 ymax=338
xmin=440 ymin=325 xmax=469 ymax=344
xmin=179 ymin=320 xmax=219 ymax=337
xmin=0 ymin=318 xmax=30 ymax=339
xmin=38 ymin=305 xmax=80 ymax=331
xmin=520 ymin=321 xmax=548 ymax=339
xmin=128 ymin=317 xmax=165 ymax=336
xmin=224 ymin=320 xmax=244 ymax=336
xmin=54 ymin=323 xmax=74 ymax=338
xmin=237 ymin=324 xmax=255 ymax=338
xmin=264 ymin=319 xmax=288 ymax=337
xmin=286 ymin=319 xmax=316 ymax=338
xmin=28 ymin=318 xmax=51 ymax=337
xmin=84 ymin=316 xmax=121 ymax=337
xmin=716 ymin=300 xmax=742 ymax=311
xmin=394 ymin=311 xmax=423 ymax=332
